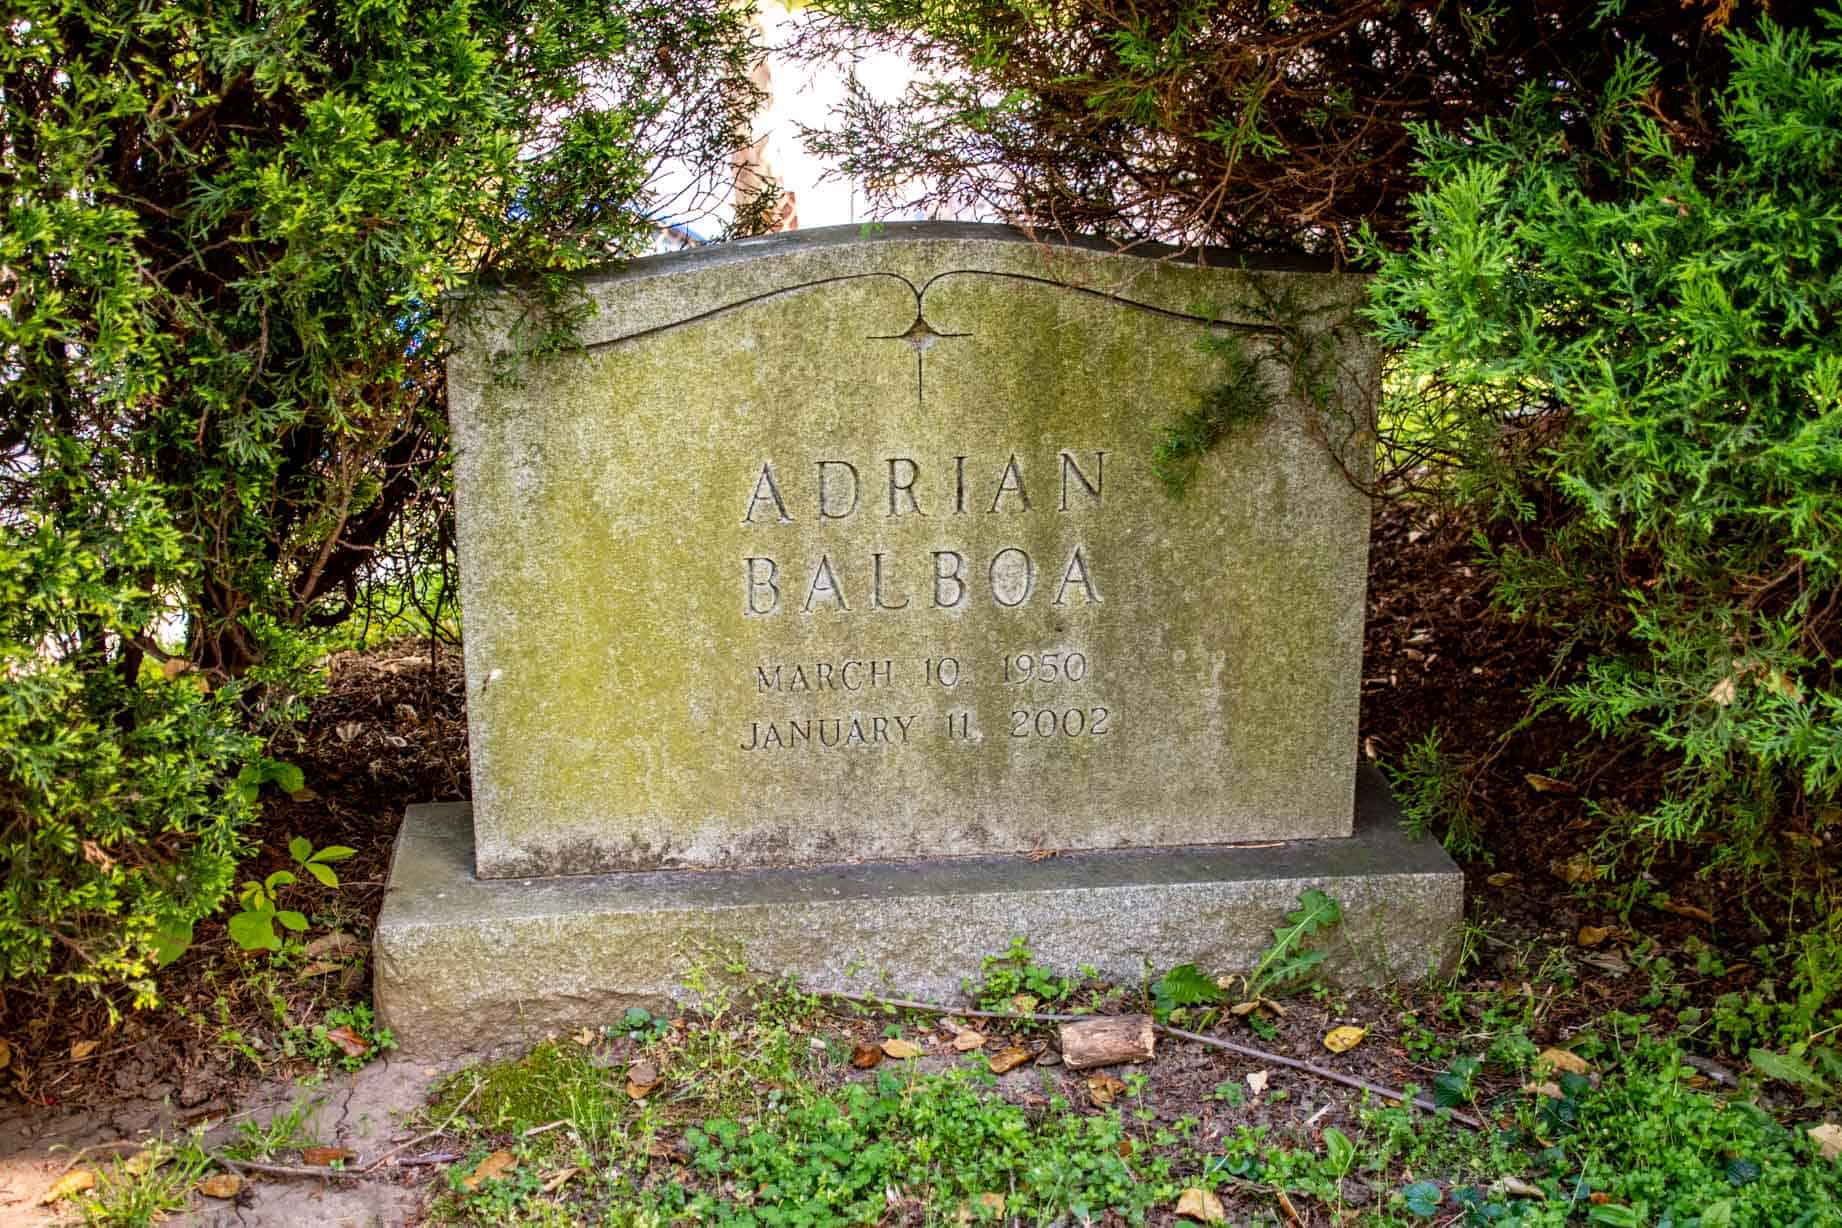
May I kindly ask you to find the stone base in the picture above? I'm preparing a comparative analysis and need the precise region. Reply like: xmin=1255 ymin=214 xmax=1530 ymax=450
xmin=374 ymin=767 xmax=1463 ymax=1056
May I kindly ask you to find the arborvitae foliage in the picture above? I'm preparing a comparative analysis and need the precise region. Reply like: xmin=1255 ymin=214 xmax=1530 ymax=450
xmin=798 ymin=1 xmax=1802 ymax=254
xmin=0 ymin=0 xmax=766 ymax=1001
xmin=1363 ymin=14 xmax=1842 ymax=890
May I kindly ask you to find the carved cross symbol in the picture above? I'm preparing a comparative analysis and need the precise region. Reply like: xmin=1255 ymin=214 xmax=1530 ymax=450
xmin=869 ymin=313 xmax=969 ymax=404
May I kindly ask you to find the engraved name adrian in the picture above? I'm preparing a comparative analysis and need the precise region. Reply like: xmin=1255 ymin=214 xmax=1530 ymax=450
xmin=739 ymin=449 xmax=1106 ymax=614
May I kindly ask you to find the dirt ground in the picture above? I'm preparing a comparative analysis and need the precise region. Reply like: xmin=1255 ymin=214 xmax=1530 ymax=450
xmin=0 ymin=502 xmax=1800 ymax=1223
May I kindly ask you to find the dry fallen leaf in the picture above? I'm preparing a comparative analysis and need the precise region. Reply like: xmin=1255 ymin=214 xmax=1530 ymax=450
xmin=1486 ymin=871 xmax=1519 ymax=888
xmin=1010 ymin=994 xmax=1038 ymax=1014
xmin=41 ymin=1169 xmax=96 ymax=1204
xmin=1550 ymin=855 xmax=1602 ymax=884
xmin=288 ymin=786 xmax=320 ymax=802
xmin=161 ymin=656 xmax=192 ymax=679
xmin=304 ymin=931 xmax=358 ymax=958
xmin=335 ymin=721 xmax=363 ymax=743
xmin=1522 ymin=1080 xmax=1564 ymax=1099
xmin=951 ymin=1031 xmax=986 ymax=1052
xmin=1810 ymin=1122 xmax=1842 ymax=1162
xmin=626 ymin=1059 xmax=661 ymax=1099
xmin=1174 ymin=1187 xmax=1226 ymax=1223
xmin=1246 ymin=1070 xmax=1271 ymax=1096
xmin=1322 ymin=1026 xmax=1367 ymax=1054
xmin=70 ymin=1038 xmax=99 ymax=1062
xmin=977 ymin=1193 xmax=1006 ymax=1214
xmin=1536 ymin=1047 xmax=1591 ymax=1076
xmin=1494 ymin=1176 xmax=1546 ymax=1199
xmin=1577 ymin=925 xmax=1616 ymax=947
xmin=572 ymin=1028 xmax=595 ymax=1047
xmin=0 ymin=1037 xmax=10 ymax=1071
xmin=324 ymin=1026 xmax=371 ymax=1059
xmin=199 ymin=1172 xmax=243 ymax=1199
xmin=1524 ymin=774 xmax=1575 ymax=794
xmin=1709 ymin=675 xmax=1738 ymax=706
xmin=298 ymin=961 xmax=342 ymax=978
xmin=1085 ymin=1075 xmax=1128 ymax=1107
xmin=881 ymin=1038 xmax=924 ymax=1060
xmin=462 ymin=1149 xmax=517 ymax=1191
xmin=988 ymin=1046 xmax=1034 ymax=1074
xmin=301 ymin=1146 xmax=357 ymax=1167
xmin=542 ymin=1166 xmax=580 ymax=1194
xmin=851 ymin=1042 xmax=884 ymax=1069
xmin=1659 ymin=899 xmax=1715 ymax=924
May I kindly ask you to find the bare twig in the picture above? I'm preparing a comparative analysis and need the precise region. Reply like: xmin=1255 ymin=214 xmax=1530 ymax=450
xmin=215 ymin=1156 xmax=368 ymax=1182
xmin=1157 ymin=1025 xmax=1485 ymax=1129
xmin=812 ymin=987 xmax=1487 ymax=1129
xmin=360 ymin=1076 xmax=481 ymax=1173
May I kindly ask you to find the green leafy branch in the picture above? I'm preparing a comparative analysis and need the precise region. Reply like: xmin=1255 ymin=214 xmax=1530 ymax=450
xmin=228 ymin=836 xmax=356 ymax=953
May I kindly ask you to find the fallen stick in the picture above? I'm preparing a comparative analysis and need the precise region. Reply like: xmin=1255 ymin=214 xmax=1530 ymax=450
xmin=360 ymin=1077 xmax=481 ymax=1173
xmin=1158 ymin=1024 xmax=1485 ymax=1129
xmin=215 ymin=1156 xmax=369 ymax=1182
xmin=813 ymin=987 xmax=1484 ymax=1130
xmin=206 ymin=1075 xmax=483 ymax=1182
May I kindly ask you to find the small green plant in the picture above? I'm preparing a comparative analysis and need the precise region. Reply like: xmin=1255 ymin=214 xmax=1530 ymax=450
xmin=72 ymin=1135 xmax=214 ymax=1227
xmin=967 ymin=937 xmax=1082 ymax=1012
xmin=284 ymin=1003 xmax=396 ymax=1072
xmin=1149 ymin=963 xmax=1226 ymax=1022
xmin=1386 ymin=728 xmax=1484 ymax=859
xmin=613 ymin=1005 xmax=670 ymax=1042
xmin=1153 ymin=333 xmax=1266 ymax=495
xmin=223 ymin=1098 xmax=324 ymax=1161
xmin=1151 ymin=890 xmax=1342 ymax=1030
xmin=227 ymin=836 xmax=355 ymax=952
xmin=231 ymin=758 xmax=305 ymax=806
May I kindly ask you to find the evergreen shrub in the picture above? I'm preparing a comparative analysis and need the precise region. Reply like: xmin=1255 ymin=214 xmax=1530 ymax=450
xmin=1 ymin=0 xmax=765 ymax=1002
xmin=1364 ymin=13 xmax=1842 ymax=888
xmin=0 ymin=462 xmax=256 ymax=1006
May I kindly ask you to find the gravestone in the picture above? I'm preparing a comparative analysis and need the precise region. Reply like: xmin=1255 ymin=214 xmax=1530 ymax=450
xmin=375 ymin=223 xmax=1462 ymax=1054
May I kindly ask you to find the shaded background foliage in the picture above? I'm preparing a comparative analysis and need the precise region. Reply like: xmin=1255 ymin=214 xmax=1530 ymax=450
xmin=2 ymin=0 xmax=768 ymax=999
xmin=797 ymin=0 xmax=1804 ymax=253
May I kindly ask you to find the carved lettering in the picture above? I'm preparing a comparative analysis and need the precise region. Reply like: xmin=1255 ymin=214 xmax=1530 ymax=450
xmin=1054 ymin=546 xmax=1101 ymax=605
xmin=743 ymin=463 xmax=793 ymax=523
xmin=802 ymin=554 xmax=850 ymax=612
xmin=744 ymin=557 xmax=780 ymax=615
xmin=932 ymin=550 xmax=967 ymax=608
xmin=816 ymin=460 xmax=860 ymax=520
xmin=754 ymin=658 xmax=901 ymax=691
xmin=989 ymin=546 xmax=1035 ymax=608
xmin=1059 ymin=451 xmax=1105 ymax=510
xmin=887 ymin=458 xmax=925 ymax=516
xmin=742 ymin=713 xmax=922 ymax=751
xmin=872 ymin=551 xmax=910 ymax=610
xmin=988 ymin=453 xmax=1030 ymax=513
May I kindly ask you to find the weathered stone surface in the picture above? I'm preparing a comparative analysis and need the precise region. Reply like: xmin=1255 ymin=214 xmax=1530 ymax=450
xmin=450 ymin=223 xmax=1377 ymax=877
xmin=374 ymin=767 xmax=1461 ymax=1057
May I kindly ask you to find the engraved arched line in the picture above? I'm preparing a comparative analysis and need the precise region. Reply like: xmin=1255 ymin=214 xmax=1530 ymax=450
xmin=578 ymin=265 xmax=1279 ymax=352
xmin=580 ymin=271 xmax=923 ymax=352
xmin=917 ymin=268 xmax=1285 ymax=336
